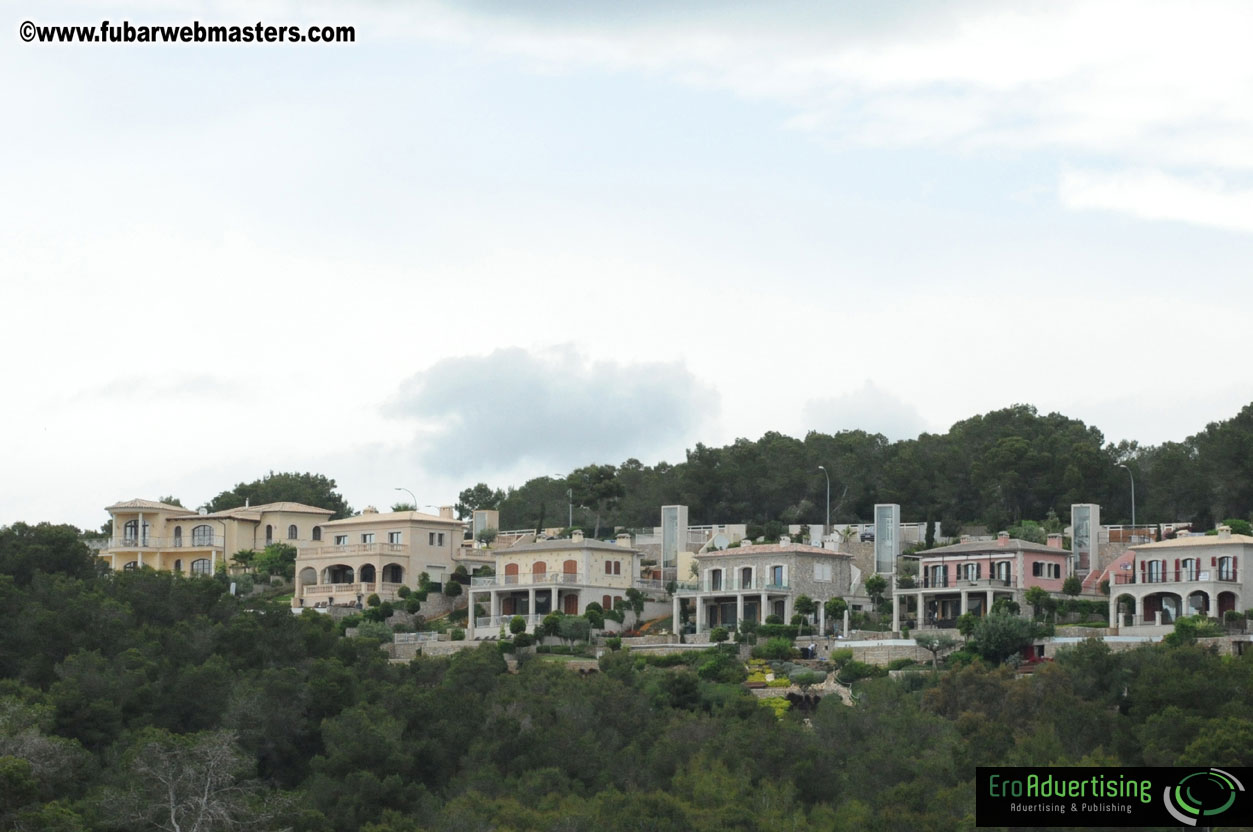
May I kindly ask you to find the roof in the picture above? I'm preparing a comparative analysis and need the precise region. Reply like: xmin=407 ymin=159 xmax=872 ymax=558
xmin=917 ymin=538 xmax=1069 ymax=558
xmin=321 ymin=510 xmax=464 ymax=528
xmin=696 ymin=542 xmax=852 ymax=558
xmin=106 ymin=498 xmax=191 ymax=512
xmin=497 ymin=539 xmax=639 ymax=555
xmin=1130 ymin=533 xmax=1253 ymax=550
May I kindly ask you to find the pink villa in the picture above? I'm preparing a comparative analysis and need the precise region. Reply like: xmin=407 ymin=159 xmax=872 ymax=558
xmin=1102 ymin=525 xmax=1249 ymax=633
xmin=894 ymin=531 xmax=1072 ymax=630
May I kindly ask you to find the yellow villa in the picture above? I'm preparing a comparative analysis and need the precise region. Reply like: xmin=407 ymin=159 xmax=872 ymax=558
xmin=293 ymin=506 xmax=467 ymax=608
xmin=101 ymin=498 xmax=334 ymax=574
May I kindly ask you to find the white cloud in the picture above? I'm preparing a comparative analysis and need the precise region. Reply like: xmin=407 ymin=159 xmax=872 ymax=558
xmin=386 ymin=346 xmax=717 ymax=475
xmin=1059 ymin=168 xmax=1253 ymax=234
xmin=803 ymin=381 xmax=929 ymax=441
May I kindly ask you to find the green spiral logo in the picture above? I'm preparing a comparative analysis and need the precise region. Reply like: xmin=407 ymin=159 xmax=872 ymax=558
xmin=1163 ymin=768 xmax=1244 ymax=826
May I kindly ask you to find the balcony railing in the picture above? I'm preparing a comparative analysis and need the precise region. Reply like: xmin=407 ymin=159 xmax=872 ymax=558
xmin=474 ymin=614 xmax=542 ymax=630
xmin=918 ymin=576 xmax=1012 ymax=589
xmin=110 ymin=535 xmax=224 ymax=549
xmin=1113 ymin=569 xmax=1238 ymax=585
xmin=300 ymin=542 xmax=408 ymax=558
xmin=469 ymin=572 xmax=588 ymax=588
xmin=634 ymin=578 xmax=698 ymax=593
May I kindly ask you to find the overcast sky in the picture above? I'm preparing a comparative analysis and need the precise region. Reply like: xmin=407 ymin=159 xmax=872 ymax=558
xmin=5 ymin=0 xmax=1253 ymax=530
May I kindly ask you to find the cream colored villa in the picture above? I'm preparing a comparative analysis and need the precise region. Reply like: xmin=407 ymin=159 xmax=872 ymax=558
xmin=101 ymin=498 xmax=334 ymax=574
xmin=466 ymin=530 xmax=640 ymax=638
xmin=293 ymin=506 xmax=466 ymax=608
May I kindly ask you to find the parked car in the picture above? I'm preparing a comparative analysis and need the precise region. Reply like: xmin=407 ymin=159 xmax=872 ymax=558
xmin=860 ymin=529 xmax=875 ymax=542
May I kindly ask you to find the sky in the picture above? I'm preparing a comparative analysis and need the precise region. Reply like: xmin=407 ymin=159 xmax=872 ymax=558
xmin=4 ymin=0 xmax=1253 ymax=530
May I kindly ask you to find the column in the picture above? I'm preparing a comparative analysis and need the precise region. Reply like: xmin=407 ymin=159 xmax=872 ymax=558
xmin=672 ymin=594 xmax=680 ymax=634
xmin=960 ymin=591 xmax=968 ymax=615
xmin=293 ymin=569 xmax=302 ymax=607
xmin=843 ymin=607 xmax=850 ymax=638
xmin=1108 ymin=591 xmax=1118 ymax=632
xmin=736 ymin=593 xmax=745 ymax=629
xmin=818 ymin=602 xmax=825 ymax=635
xmin=760 ymin=592 xmax=768 ymax=623
xmin=891 ymin=593 xmax=900 ymax=633
xmin=491 ymin=590 xmax=500 ymax=619
xmin=527 ymin=588 xmax=536 ymax=620
xmin=553 ymin=586 xmax=559 ymax=615
xmin=696 ymin=594 xmax=705 ymax=634
xmin=986 ymin=589 xmax=993 ymax=616
xmin=138 ymin=551 xmax=144 ymax=568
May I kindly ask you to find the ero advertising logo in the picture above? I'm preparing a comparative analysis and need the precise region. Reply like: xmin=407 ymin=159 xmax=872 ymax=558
xmin=976 ymin=766 xmax=1249 ymax=827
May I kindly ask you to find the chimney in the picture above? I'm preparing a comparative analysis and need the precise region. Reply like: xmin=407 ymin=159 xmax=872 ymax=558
xmin=997 ymin=531 xmax=1009 ymax=547
xmin=363 ymin=506 xmax=378 ymax=514
xmin=571 ymin=529 xmax=584 ymax=543
xmin=779 ymin=535 xmax=791 ymax=545
xmin=615 ymin=533 xmax=631 ymax=547
xmin=960 ymin=534 xmax=972 ymax=544
xmin=1217 ymin=525 xmax=1232 ymax=538
xmin=1046 ymin=533 xmax=1063 ymax=549
xmin=439 ymin=506 xmax=454 ymax=519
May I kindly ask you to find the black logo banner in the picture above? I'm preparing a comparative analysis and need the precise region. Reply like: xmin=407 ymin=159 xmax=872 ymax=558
xmin=976 ymin=766 xmax=1250 ymax=827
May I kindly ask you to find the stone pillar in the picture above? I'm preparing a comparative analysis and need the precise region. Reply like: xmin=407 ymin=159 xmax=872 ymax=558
xmin=527 ymin=588 xmax=535 ymax=619
xmin=760 ymin=592 xmax=768 ymax=623
xmin=986 ymin=589 xmax=993 ymax=616
xmin=137 ymin=551 xmax=144 ymax=568
xmin=293 ymin=570 xmax=302 ymax=607
xmin=1108 ymin=591 xmax=1118 ymax=632
xmin=695 ymin=595 xmax=704 ymax=634
xmin=672 ymin=594 xmax=680 ymax=634
xmin=960 ymin=591 xmax=968 ymax=615
xmin=736 ymin=593 xmax=745 ymax=629
xmin=843 ymin=607 xmax=850 ymax=638
xmin=553 ymin=586 xmax=559 ymax=615
xmin=491 ymin=590 xmax=500 ymax=619
xmin=1155 ymin=609 xmax=1163 ymax=627
xmin=818 ymin=602 xmax=825 ymax=635
xmin=891 ymin=593 xmax=900 ymax=633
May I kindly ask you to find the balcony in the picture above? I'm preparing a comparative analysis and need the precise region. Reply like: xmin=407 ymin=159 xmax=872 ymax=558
xmin=108 ymin=535 xmax=224 ymax=550
xmin=1113 ymin=569 xmax=1238 ymax=585
xmin=300 ymin=542 xmax=408 ymax=558
xmin=691 ymin=576 xmax=791 ymax=593
xmin=470 ymin=572 xmax=587 ymax=588
xmin=918 ymin=576 xmax=1012 ymax=589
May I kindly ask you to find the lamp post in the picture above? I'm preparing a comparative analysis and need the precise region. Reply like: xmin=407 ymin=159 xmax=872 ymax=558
xmin=1117 ymin=464 xmax=1136 ymax=538
xmin=817 ymin=466 xmax=831 ymax=532
xmin=394 ymin=487 xmax=418 ymax=512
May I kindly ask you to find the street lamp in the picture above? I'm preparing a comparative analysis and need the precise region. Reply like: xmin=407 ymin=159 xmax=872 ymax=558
xmin=1117 ymin=464 xmax=1136 ymax=538
xmin=394 ymin=487 xmax=418 ymax=511
xmin=817 ymin=465 xmax=831 ymax=531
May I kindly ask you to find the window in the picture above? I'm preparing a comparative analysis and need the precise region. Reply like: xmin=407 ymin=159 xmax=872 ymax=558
xmin=191 ymin=525 xmax=214 ymax=546
xmin=288 ymin=524 xmax=298 ymax=540
xmin=995 ymin=561 xmax=1011 ymax=583
xmin=1031 ymin=561 xmax=1059 ymax=579
xmin=173 ymin=559 xmax=182 ymax=573
xmin=710 ymin=569 xmax=723 ymax=591
xmin=1146 ymin=560 xmax=1163 ymax=582
xmin=312 ymin=526 xmax=322 ymax=542
xmin=123 ymin=561 xmax=138 ymax=570
xmin=814 ymin=562 xmax=832 ymax=582
xmin=959 ymin=562 xmax=981 ymax=581
xmin=604 ymin=560 xmax=621 ymax=576
xmin=741 ymin=567 xmax=753 ymax=588
xmin=334 ymin=534 xmax=348 ymax=546
xmin=123 ymin=519 xmax=149 ymax=545
xmin=361 ymin=533 xmax=375 ymax=544
xmin=428 ymin=532 xmax=436 ymax=546
xmin=190 ymin=558 xmax=211 ymax=575
xmin=438 ymin=532 xmax=445 ymax=546
xmin=602 ymin=594 xmax=612 ymax=609
xmin=173 ymin=526 xmax=183 ymax=547
xmin=769 ymin=565 xmax=785 ymax=587
xmin=388 ymin=531 xmax=402 ymax=544
xmin=265 ymin=525 xmax=273 ymax=544
xmin=1219 ymin=556 xmax=1236 ymax=581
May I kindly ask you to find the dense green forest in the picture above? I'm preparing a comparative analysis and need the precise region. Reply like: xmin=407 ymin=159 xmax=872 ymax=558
xmin=2 ymin=523 xmax=1252 ymax=831
xmin=461 ymin=402 xmax=1253 ymax=535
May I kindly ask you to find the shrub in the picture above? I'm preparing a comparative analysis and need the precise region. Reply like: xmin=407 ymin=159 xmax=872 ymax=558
xmin=353 ymin=620 xmax=392 ymax=641
xmin=764 ymin=614 xmax=783 ymax=625
xmin=509 ymin=615 xmax=527 ymax=635
xmin=1225 ymin=610 xmax=1245 ymax=624
xmin=513 ymin=632 xmax=534 ymax=648
xmin=751 ymin=637 xmax=796 ymax=661
xmin=498 ymin=640 xmax=515 ymax=654
xmin=710 ymin=626 xmax=729 ymax=643
xmin=443 ymin=580 xmax=462 ymax=598
xmin=761 ymin=697 xmax=791 ymax=719
xmin=366 ymin=593 xmax=381 ymax=607
xmin=789 ymin=669 xmax=826 ymax=688
xmin=830 ymin=648 xmax=854 ymax=667
xmin=887 ymin=658 xmax=918 ymax=671
xmin=404 ymin=597 xmax=422 ymax=615
xmin=839 ymin=660 xmax=886 ymax=682
xmin=450 ymin=628 xmax=465 ymax=641
xmin=757 ymin=624 xmax=799 ymax=640
xmin=397 ymin=585 xmax=412 ymax=598
xmin=605 ymin=636 xmax=622 ymax=651
xmin=767 ymin=678 xmax=792 ymax=688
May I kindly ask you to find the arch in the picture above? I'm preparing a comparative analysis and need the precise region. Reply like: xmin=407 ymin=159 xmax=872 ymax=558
xmin=191 ymin=524 xmax=213 ymax=546
xmin=288 ymin=524 xmax=298 ymax=540
xmin=312 ymin=526 xmax=322 ymax=542
xmin=1186 ymin=591 xmax=1210 ymax=616
xmin=123 ymin=560 xmax=139 ymax=570
xmin=360 ymin=564 xmax=377 ymax=583
xmin=322 ymin=564 xmax=354 ymax=584
xmin=564 ymin=594 xmax=578 ymax=615
xmin=174 ymin=559 xmax=182 ymax=573
xmin=123 ymin=519 xmax=149 ymax=545
xmin=602 ymin=594 xmax=612 ymax=609
xmin=504 ymin=563 xmax=519 ymax=584
xmin=299 ymin=567 xmax=317 ymax=586
xmin=190 ymin=558 xmax=212 ymax=576
xmin=1143 ymin=592 xmax=1182 ymax=624
xmin=563 ymin=559 xmax=578 ymax=582
xmin=741 ymin=566 xmax=753 ymax=589
xmin=382 ymin=563 xmax=405 ymax=584
xmin=173 ymin=526 xmax=183 ymax=547
xmin=532 ymin=561 xmax=547 ymax=578
xmin=1218 ymin=591 xmax=1238 ymax=616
